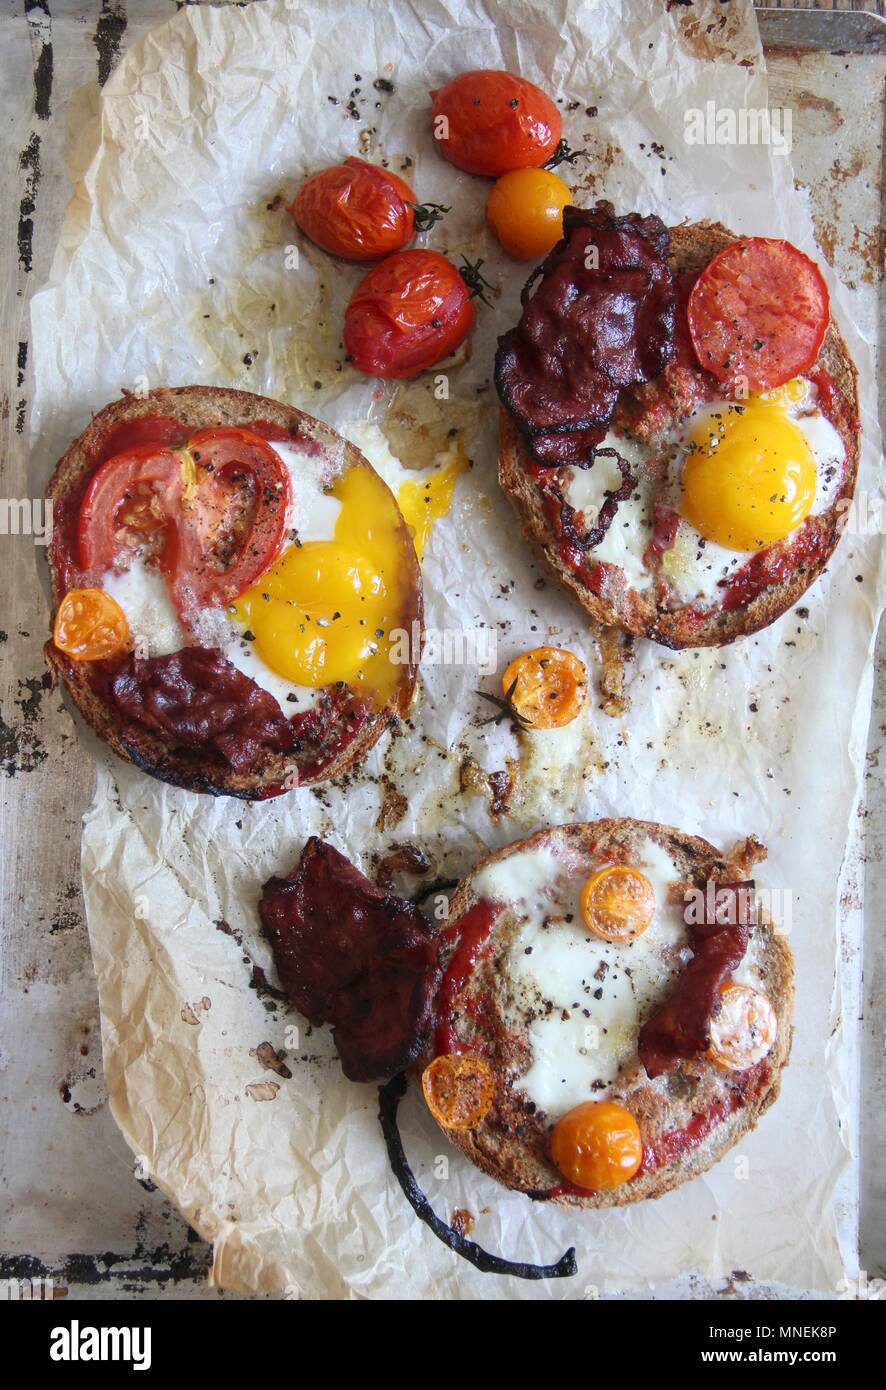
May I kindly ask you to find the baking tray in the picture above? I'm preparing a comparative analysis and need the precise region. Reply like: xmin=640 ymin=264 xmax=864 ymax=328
xmin=0 ymin=1 xmax=882 ymax=1300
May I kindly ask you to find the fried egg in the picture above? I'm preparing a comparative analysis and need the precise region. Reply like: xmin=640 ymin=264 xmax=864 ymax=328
xmin=562 ymin=377 xmax=846 ymax=604
xmin=100 ymin=435 xmax=426 ymax=716
xmin=475 ymin=836 xmax=692 ymax=1119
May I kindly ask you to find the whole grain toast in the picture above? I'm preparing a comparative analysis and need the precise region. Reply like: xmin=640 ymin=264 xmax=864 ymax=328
xmin=430 ymin=819 xmax=793 ymax=1207
xmin=498 ymin=222 xmax=860 ymax=649
xmin=44 ymin=386 xmax=422 ymax=798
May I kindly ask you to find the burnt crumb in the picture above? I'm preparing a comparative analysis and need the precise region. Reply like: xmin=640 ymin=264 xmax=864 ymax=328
xmin=214 ymin=918 xmax=243 ymax=947
xmin=250 ymin=964 xmax=288 ymax=1004
xmin=376 ymin=842 xmax=431 ymax=891
xmin=451 ymin=1208 xmax=475 ymax=1238
xmin=376 ymin=776 xmax=408 ymax=831
xmin=253 ymin=1041 xmax=293 ymax=1079
xmin=488 ymin=766 xmax=516 ymax=820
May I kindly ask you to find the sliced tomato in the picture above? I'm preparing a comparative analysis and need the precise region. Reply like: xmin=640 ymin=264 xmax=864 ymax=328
xmin=687 ymin=237 xmax=829 ymax=392
xmin=78 ymin=443 xmax=184 ymax=573
xmin=177 ymin=428 xmax=292 ymax=609
xmin=77 ymin=427 xmax=292 ymax=626
xmin=343 ymin=249 xmax=475 ymax=379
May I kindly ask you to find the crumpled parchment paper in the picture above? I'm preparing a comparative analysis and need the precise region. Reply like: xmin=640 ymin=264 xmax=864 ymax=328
xmin=29 ymin=0 xmax=884 ymax=1297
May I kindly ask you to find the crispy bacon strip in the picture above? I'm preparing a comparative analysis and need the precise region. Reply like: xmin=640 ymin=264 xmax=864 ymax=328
xmin=259 ymin=837 xmax=440 ymax=1082
xmin=638 ymin=881 xmax=753 ymax=1078
xmin=494 ymin=202 xmax=676 ymax=467
xmin=110 ymin=646 xmax=297 ymax=772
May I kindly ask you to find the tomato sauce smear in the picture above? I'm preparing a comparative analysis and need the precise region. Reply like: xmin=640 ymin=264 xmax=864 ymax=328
xmin=435 ymin=900 xmax=503 ymax=1056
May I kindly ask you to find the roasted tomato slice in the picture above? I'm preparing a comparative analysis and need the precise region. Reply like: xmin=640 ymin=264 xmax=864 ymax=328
xmin=580 ymin=866 xmax=655 ymax=943
xmin=78 ymin=443 xmax=184 ymax=572
xmin=422 ymin=1054 xmax=495 ymax=1130
xmin=431 ymin=70 xmax=562 ymax=176
xmin=687 ymin=237 xmax=829 ymax=392
xmin=501 ymin=646 xmax=588 ymax=728
xmin=77 ymin=427 xmax=292 ymax=624
xmin=290 ymin=157 xmax=419 ymax=261
xmin=343 ymin=249 xmax=475 ymax=379
xmin=53 ymin=587 xmax=131 ymax=661
xmin=178 ymin=428 xmax=292 ymax=609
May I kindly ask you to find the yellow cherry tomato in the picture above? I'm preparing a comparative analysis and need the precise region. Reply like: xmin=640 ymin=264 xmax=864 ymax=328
xmin=550 ymin=1100 xmax=643 ymax=1190
xmin=53 ymin=588 xmax=131 ymax=661
xmin=707 ymin=982 xmax=777 ymax=1071
xmin=501 ymin=646 xmax=587 ymax=729
xmin=580 ymin=865 xmax=655 ymax=943
xmin=486 ymin=167 xmax=571 ymax=260
xmin=422 ymin=1054 xmax=495 ymax=1130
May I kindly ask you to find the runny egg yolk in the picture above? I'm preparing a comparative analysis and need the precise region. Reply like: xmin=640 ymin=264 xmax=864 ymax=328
xmin=395 ymin=450 xmax=467 ymax=562
xmin=232 ymin=464 xmax=414 ymax=707
xmin=681 ymin=380 xmax=817 ymax=552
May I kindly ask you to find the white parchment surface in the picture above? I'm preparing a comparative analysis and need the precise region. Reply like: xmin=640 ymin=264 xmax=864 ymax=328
xmin=30 ymin=0 xmax=884 ymax=1297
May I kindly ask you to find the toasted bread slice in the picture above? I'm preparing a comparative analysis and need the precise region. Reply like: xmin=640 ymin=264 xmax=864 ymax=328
xmin=499 ymin=222 xmax=860 ymax=648
xmin=44 ymin=386 xmax=422 ymax=798
xmin=430 ymin=820 xmax=793 ymax=1207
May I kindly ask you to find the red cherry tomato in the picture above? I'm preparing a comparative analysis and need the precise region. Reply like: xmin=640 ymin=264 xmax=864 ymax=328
xmin=343 ymin=249 xmax=476 ymax=379
xmin=687 ymin=237 xmax=830 ymax=393
xmin=289 ymin=158 xmax=419 ymax=261
xmin=431 ymin=70 xmax=561 ymax=177
xmin=77 ymin=427 xmax=292 ymax=624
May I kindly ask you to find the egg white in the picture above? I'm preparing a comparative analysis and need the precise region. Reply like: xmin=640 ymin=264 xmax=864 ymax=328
xmin=475 ymin=835 xmax=694 ymax=1119
xmin=560 ymin=378 xmax=846 ymax=606
xmin=343 ymin=418 xmax=464 ymax=504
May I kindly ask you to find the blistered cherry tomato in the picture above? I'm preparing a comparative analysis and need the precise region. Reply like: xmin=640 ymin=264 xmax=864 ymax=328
xmin=53 ymin=587 xmax=130 ymax=661
xmin=550 ymin=1100 xmax=643 ymax=1191
xmin=501 ymin=646 xmax=587 ymax=728
xmin=580 ymin=866 xmax=656 ymax=943
xmin=290 ymin=158 xmax=420 ymax=261
xmin=431 ymin=70 xmax=561 ymax=177
xmin=343 ymin=249 xmax=475 ymax=379
xmin=487 ymin=167 xmax=570 ymax=259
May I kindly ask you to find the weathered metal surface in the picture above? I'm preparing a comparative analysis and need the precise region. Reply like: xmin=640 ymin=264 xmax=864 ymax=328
xmin=0 ymin=1 xmax=882 ymax=1299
